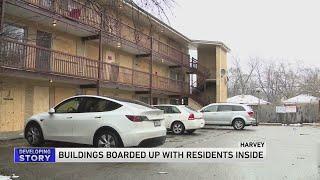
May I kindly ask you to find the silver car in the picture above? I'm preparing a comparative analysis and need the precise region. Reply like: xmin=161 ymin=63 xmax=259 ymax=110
xmin=199 ymin=103 xmax=256 ymax=130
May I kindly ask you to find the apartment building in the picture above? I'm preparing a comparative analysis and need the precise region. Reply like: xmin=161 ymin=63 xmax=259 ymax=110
xmin=0 ymin=0 xmax=229 ymax=132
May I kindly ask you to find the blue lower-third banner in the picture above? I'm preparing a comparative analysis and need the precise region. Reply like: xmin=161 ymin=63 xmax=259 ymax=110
xmin=14 ymin=147 xmax=266 ymax=163
xmin=14 ymin=147 xmax=56 ymax=163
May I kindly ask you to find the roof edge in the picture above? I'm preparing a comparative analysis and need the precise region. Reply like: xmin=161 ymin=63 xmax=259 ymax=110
xmin=123 ymin=0 xmax=191 ymax=43
xmin=191 ymin=40 xmax=231 ymax=52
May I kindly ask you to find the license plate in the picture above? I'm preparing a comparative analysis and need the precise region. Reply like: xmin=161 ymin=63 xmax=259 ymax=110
xmin=154 ymin=120 xmax=161 ymax=127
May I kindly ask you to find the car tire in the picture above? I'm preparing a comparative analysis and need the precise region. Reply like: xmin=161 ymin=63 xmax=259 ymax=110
xmin=186 ymin=129 xmax=196 ymax=134
xmin=25 ymin=123 xmax=44 ymax=146
xmin=171 ymin=121 xmax=185 ymax=135
xmin=232 ymin=119 xmax=245 ymax=130
xmin=94 ymin=130 xmax=121 ymax=148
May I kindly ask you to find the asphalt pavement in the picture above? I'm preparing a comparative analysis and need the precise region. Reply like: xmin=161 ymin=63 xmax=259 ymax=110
xmin=0 ymin=125 xmax=319 ymax=180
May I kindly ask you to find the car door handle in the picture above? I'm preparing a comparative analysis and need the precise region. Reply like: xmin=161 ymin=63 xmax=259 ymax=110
xmin=66 ymin=116 xmax=72 ymax=119
xmin=94 ymin=116 xmax=101 ymax=119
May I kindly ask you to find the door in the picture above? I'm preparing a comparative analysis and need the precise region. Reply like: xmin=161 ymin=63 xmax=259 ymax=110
xmin=0 ymin=85 xmax=16 ymax=132
xmin=152 ymin=98 xmax=158 ymax=105
xmin=202 ymin=105 xmax=218 ymax=124
xmin=216 ymin=105 xmax=233 ymax=125
xmin=156 ymin=106 xmax=181 ymax=128
xmin=36 ymin=31 xmax=52 ymax=71
xmin=72 ymin=97 xmax=122 ymax=144
xmin=44 ymin=97 xmax=82 ymax=142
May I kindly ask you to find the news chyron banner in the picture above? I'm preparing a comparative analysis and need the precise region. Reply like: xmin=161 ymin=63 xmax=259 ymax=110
xmin=14 ymin=146 xmax=266 ymax=163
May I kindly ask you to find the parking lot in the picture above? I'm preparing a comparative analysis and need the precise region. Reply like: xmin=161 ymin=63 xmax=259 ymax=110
xmin=1 ymin=125 xmax=320 ymax=180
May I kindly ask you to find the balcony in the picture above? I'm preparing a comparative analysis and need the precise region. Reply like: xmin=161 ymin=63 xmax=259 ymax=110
xmin=190 ymin=57 xmax=210 ymax=77
xmin=6 ymin=0 xmax=193 ymax=69
xmin=0 ymin=38 xmax=186 ymax=94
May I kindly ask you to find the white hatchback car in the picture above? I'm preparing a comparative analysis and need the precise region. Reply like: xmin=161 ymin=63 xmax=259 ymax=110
xmin=200 ymin=103 xmax=256 ymax=130
xmin=24 ymin=95 xmax=166 ymax=147
xmin=153 ymin=105 xmax=205 ymax=135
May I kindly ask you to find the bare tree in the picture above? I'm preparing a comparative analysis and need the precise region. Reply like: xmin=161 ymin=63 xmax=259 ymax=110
xmin=227 ymin=57 xmax=259 ymax=96
xmin=228 ymin=58 xmax=320 ymax=104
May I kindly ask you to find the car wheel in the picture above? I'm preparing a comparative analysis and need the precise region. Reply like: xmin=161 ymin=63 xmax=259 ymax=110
xmin=94 ymin=131 xmax=121 ymax=148
xmin=171 ymin=121 xmax=185 ymax=135
xmin=186 ymin=129 xmax=196 ymax=134
xmin=25 ymin=124 xmax=44 ymax=146
xmin=233 ymin=119 xmax=245 ymax=130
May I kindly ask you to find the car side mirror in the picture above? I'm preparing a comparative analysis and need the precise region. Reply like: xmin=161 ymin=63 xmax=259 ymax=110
xmin=49 ymin=108 xmax=55 ymax=114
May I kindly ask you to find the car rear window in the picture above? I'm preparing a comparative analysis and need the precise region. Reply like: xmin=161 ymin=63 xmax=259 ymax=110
xmin=182 ymin=106 xmax=197 ymax=113
xmin=154 ymin=106 xmax=180 ymax=114
xmin=232 ymin=105 xmax=246 ymax=111
xmin=106 ymin=96 xmax=156 ymax=109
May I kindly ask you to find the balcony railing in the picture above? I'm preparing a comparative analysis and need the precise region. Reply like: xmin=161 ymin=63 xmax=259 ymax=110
xmin=11 ymin=0 xmax=193 ymax=69
xmin=190 ymin=57 xmax=210 ymax=77
xmin=0 ymin=38 xmax=99 ymax=79
xmin=152 ymin=75 xmax=182 ymax=93
xmin=24 ymin=0 xmax=101 ymax=28
xmin=0 ymin=38 xmax=185 ymax=93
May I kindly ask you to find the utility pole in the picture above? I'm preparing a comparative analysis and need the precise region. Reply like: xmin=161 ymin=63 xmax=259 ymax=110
xmin=256 ymin=89 xmax=261 ymax=125
xmin=0 ymin=0 xmax=5 ymax=34
xmin=149 ymin=36 xmax=153 ymax=105
xmin=97 ymin=12 xmax=104 ymax=95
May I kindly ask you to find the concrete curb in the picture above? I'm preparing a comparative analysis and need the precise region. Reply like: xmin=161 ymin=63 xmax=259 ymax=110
xmin=259 ymin=123 xmax=320 ymax=126
xmin=259 ymin=123 xmax=282 ymax=126
xmin=0 ymin=131 xmax=23 ymax=141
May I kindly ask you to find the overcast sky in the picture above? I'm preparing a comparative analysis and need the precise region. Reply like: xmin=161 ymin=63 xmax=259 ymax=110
xmin=167 ymin=0 xmax=320 ymax=68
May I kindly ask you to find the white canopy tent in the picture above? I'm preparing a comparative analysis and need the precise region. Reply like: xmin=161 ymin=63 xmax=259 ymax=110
xmin=282 ymin=94 xmax=319 ymax=104
xmin=227 ymin=95 xmax=270 ymax=105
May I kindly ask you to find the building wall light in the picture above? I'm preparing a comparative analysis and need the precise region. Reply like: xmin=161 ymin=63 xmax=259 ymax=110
xmin=52 ymin=20 xmax=57 ymax=27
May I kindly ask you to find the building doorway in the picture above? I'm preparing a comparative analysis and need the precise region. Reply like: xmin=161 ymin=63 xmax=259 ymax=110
xmin=36 ymin=30 xmax=52 ymax=71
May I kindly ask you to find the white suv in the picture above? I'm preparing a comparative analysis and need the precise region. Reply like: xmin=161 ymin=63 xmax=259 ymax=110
xmin=24 ymin=95 xmax=166 ymax=147
xmin=153 ymin=105 xmax=205 ymax=135
xmin=200 ymin=103 xmax=256 ymax=130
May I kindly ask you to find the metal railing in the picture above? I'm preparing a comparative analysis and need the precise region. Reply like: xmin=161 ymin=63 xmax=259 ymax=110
xmin=12 ymin=0 xmax=193 ymax=68
xmin=0 ymin=37 xmax=99 ymax=79
xmin=190 ymin=57 xmax=210 ymax=77
xmin=0 ymin=38 xmax=185 ymax=93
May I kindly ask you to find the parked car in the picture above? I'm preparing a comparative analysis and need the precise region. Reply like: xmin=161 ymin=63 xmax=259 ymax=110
xmin=24 ymin=95 xmax=166 ymax=147
xmin=153 ymin=105 xmax=205 ymax=135
xmin=199 ymin=103 xmax=256 ymax=130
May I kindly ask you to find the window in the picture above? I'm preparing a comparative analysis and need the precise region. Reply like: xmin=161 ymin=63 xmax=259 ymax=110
xmin=55 ymin=98 xmax=81 ymax=113
xmin=202 ymin=105 xmax=217 ymax=112
xmin=155 ymin=106 xmax=166 ymax=112
xmin=232 ymin=105 xmax=245 ymax=111
xmin=183 ymin=106 xmax=196 ymax=113
xmin=81 ymin=98 xmax=122 ymax=112
xmin=138 ymin=97 xmax=150 ymax=105
xmin=3 ymin=23 xmax=26 ymax=42
xmin=170 ymin=106 xmax=181 ymax=113
xmin=1 ymin=23 xmax=27 ymax=67
xmin=154 ymin=106 xmax=180 ymax=114
xmin=218 ymin=105 xmax=233 ymax=112
xmin=159 ymin=98 xmax=167 ymax=104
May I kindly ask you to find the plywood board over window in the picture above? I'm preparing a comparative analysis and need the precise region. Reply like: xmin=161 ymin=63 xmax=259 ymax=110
xmin=0 ymin=83 xmax=25 ymax=132
xmin=54 ymin=87 xmax=77 ymax=106
xmin=33 ymin=86 xmax=49 ymax=115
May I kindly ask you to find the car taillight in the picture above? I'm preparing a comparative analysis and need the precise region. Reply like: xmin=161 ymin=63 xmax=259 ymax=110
xmin=248 ymin=111 xmax=254 ymax=118
xmin=126 ymin=115 xmax=148 ymax=122
xmin=188 ymin=113 xmax=195 ymax=120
